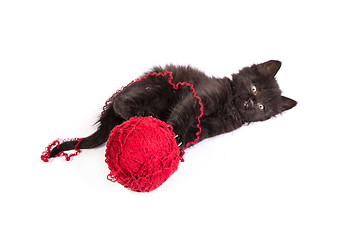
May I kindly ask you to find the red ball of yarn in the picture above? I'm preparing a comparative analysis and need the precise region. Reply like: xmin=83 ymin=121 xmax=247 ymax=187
xmin=105 ymin=116 xmax=181 ymax=192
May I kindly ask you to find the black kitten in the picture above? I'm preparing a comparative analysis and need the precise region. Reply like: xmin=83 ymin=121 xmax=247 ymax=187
xmin=49 ymin=60 xmax=296 ymax=157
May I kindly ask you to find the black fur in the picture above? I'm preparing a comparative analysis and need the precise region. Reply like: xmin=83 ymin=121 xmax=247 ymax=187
xmin=49 ymin=60 xmax=296 ymax=157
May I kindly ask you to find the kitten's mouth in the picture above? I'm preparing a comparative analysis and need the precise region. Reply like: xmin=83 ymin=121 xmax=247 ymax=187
xmin=243 ymin=99 xmax=254 ymax=109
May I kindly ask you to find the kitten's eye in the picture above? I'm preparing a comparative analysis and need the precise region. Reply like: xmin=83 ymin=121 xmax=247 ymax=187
xmin=258 ymin=103 xmax=264 ymax=110
xmin=251 ymin=85 xmax=257 ymax=94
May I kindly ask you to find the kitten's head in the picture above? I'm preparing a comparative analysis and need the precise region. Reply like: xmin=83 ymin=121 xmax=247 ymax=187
xmin=231 ymin=60 xmax=297 ymax=123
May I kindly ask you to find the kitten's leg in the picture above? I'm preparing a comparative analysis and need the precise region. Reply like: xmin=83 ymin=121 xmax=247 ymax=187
xmin=112 ymin=93 xmax=147 ymax=120
xmin=112 ymin=83 xmax=172 ymax=120
xmin=166 ymin=94 xmax=202 ymax=150
xmin=112 ymin=87 xmax=167 ymax=120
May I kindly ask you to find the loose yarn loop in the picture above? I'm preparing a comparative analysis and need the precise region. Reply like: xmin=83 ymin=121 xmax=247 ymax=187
xmin=41 ymin=138 xmax=83 ymax=162
xmin=105 ymin=116 xmax=180 ymax=192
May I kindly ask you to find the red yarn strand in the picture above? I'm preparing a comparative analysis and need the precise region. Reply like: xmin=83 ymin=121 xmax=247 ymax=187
xmin=41 ymin=138 xmax=83 ymax=162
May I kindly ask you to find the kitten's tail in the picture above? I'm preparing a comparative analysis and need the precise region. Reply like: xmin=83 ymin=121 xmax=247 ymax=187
xmin=42 ymin=104 xmax=124 ymax=161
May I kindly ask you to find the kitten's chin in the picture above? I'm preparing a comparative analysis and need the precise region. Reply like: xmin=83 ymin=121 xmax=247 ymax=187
xmin=239 ymin=107 xmax=262 ymax=123
xmin=237 ymin=109 xmax=251 ymax=123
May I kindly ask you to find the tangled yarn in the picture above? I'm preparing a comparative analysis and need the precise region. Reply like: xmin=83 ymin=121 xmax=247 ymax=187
xmin=105 ymin=116 xmax=180 ymax=192
xmin=103 ymin=72 xmax=203 ymax=192
xmin=41 ymin=72 xmax=203 ymax=192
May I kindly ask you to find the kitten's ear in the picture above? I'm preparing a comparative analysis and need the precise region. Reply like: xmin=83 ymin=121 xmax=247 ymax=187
xmin=258 ymin=60 xmax=282 ymax=78
xmin=280 ymin=96 xmax=297 ymax=112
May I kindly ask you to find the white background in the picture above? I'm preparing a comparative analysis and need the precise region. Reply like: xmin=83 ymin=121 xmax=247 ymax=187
xmin=1 ymin=0 xmax=359 ymax=239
